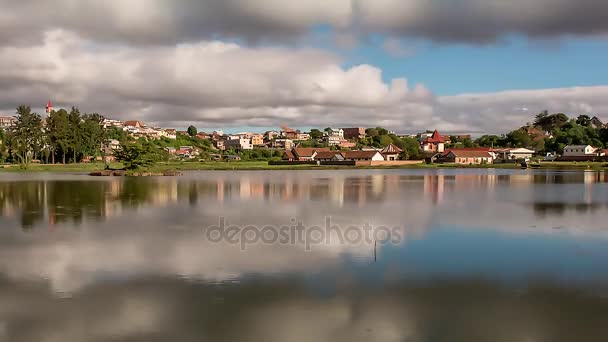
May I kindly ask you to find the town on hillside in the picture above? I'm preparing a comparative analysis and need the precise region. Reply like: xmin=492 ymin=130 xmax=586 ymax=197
xmin=1 ymin=103 xmax=608 ymax=166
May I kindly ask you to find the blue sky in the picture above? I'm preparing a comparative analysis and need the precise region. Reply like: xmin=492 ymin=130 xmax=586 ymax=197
xmin=341 ymin=35 xmax=608 ymax=96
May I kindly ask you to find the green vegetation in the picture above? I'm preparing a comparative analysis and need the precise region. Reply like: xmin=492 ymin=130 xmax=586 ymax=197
xmin=113 ymin=141 xmax=169 ymax=170
xmin=2 ymin=105 xmax=107 ymax=167
xmin=474 ymin=112 xmax=608 ymax=153
xmin=187 ymin=125 xmax=197 ymax=137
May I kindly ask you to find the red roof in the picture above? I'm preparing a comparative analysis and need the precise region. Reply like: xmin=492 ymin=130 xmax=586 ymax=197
xmin=46 ymin=100 xmax=52 ymax=108
xmin=343 ymin=150 xmax=382 ymax=160
xmin=315 ymin=151 xmax=343 ymax=160
xmin=293 ymin=147 xmax=330 ymax=158
xmin=423 ymin=130 xmax=445 ymax=143
xmin=442 ymin=147 xmax=491 ymax=156
xmin=283 ymin=150 xmax=295 ymax=160
xmin=446 ymin=150 xmax=493 ymax=158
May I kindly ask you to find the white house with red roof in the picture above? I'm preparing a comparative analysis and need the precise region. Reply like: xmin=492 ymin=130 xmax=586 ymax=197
xmin=421 ymin=130 xmax=446 ymax=153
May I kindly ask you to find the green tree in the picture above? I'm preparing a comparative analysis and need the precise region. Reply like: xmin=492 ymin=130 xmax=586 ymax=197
xmin=7 ymin=105 xmax=43 ymax=167
xmin=187 ymin=125 xmax=197 ymax=137
xmin=366 ymin=128 xmax=379 ymax=137
xmin=81 ymin=113 xmax=105 ymax=158
xmin=576 ymin=114 xmax=591 ymax=127
xmin=114 ymin=141 xmax=163 ymax=170
xmin=68 ymin=107 xmax=82 ymax=163
xmin=46 ymin=109 xmax=70 ymax=163
xmin=506 ymin=129 xmax=532 ymax=148
xmin=309 ymin=129 xmax=323 ymax=140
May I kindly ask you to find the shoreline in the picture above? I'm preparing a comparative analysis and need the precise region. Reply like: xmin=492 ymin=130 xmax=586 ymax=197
xmin=1 ymin=161 xmax=607 ymax=173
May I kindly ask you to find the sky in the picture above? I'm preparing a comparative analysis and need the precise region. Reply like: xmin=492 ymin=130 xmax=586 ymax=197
xmin=1 ymin=0 xmax=608 ymax=134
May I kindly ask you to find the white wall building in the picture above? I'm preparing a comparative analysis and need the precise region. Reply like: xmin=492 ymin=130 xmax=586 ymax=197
xmin=563 ymin=145 xmax=597 ymax=157
xmin=225 ymin=138 xmax=253 ymax=150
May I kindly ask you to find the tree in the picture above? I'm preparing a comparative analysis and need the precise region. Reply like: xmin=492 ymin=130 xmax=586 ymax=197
xmin=309 ymin=129 xmax=323 ymax=140
xmin=576 ymin=114 xmax=591 ymax=127
xmin=366 ymin=128 xmax=379 ymax=137
xmin=7 ymin=105 xmax=43 ymax=167
xmin=376 ymin=127 xmax=389 ymax=136
xmin=506 ymin=129 xmax=532 ymax=148
xmin=114 ymin=141 xmax=163 ymax=170
xmin=81 ymin=113 xmax=105 ymax=158
xmin=68 ymin=107 xmax=82 ymax=163
xmin=187 ymin=125 xmax=197 ymax=137
xmin=46 ymin=109 xmax=70 ymax=163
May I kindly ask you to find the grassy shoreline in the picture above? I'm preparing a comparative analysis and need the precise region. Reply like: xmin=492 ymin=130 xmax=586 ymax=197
xmin=1 ymin=160 xmax=607 ymax=173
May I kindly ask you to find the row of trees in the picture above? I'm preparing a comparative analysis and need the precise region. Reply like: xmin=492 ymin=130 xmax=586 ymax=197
xmin=1 ymin=106 xmax=106 ymax=165
xmin=475 ymin=112 xmax=608 ymax=153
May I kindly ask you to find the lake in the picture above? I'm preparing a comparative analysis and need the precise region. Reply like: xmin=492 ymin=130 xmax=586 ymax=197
xmin=1 ymin=169 xmax=608 ymax=341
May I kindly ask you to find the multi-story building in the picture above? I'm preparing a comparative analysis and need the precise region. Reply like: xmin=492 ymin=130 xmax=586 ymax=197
xmin=225 ymin=138 xmax=253 ymax=150
xmin=342 ymin=127 xmax=366 ymax=140
xmin=295 ymin=133 xmax=311 ymax=141
xmin=272 ymin=139 xmax=294 ymax=150
xmin=281 ymin=125 xmax=300 ymax=139
xmin=251 ymin=134 xmax=265 ymax=146
xmin=265 ymin=131 xmax=280 ymax=141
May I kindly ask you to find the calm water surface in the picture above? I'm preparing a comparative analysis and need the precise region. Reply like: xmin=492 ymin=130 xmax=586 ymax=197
xmin=1 ymin=169 xmax=608 ymax=341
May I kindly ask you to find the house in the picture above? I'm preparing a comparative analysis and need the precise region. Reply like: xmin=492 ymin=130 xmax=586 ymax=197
xmin=323 ymin=128 xmax=345 ymax=146
xmin=196 ymin=132 xmax=211 ymax=140
xmin=291 ymin=147 xmax=331 ymax=161
xmin=591 ymin=116 xmax=605 ymax=129
xmin=314 ymin=151 xmax=345 ymax=161
xmin=421 ymin=130 xmax=446 ymax=153
xmin=102 ymin=119 xmax=123 ymax=129
xmin=214 ymin=140 xmax=225 ymax=151
xmin=328 ymin=128 xmax=344 ymax=138
xmin=338 ymin=141 xmax=356 ymax=149
xmin=325 ymin=135 xmax=343 ymax=146
xmin=444 ymin=150 xmax=493 ymax=164
xmin=563 ymin=145 xmax=598 ymax=157
xmin=493 ymin=147 xmax=535 ymax=160
xmin=265 ymin=131 xmax=280 ymax=141
xmin=251 ymin=134 xmax=265 ymax=146
xmin=176 ymin=149 xmax=193 ymax=158
xmin=106 ymin=139 xmax=121 ymax=150
xmin=295 ymin=132 xmax=311 ymax=141
xmin=342 ymin=150 xmax=384 ymax=161
xmin=272 ymin=139 xmax=294 ymax=150
xmin=282 ymin=150 xmax=296 ymax=161
xmin=225 ymin=137 xmax=253 ymax=150
xmin=380 ymin=144 xmax=403 ymax=161
xmin=123 ymin=120 xmax=144 ymax=128
xmin=165 ymin=147 xmax=177 ymax=154
xmin=342 ymin=127 xmax=366 ymax=140
xmin=281 ymin=125 xmax=300 ymax=139
xmin=0 ymin=116 xmax=16 ymax=129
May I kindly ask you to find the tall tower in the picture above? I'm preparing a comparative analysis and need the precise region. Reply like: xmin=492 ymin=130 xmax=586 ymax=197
xmin=45 ymin=100 xmax=53 ymax=115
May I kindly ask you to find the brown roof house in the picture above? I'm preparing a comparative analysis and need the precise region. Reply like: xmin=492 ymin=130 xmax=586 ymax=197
xmin=444 ymin=149 xmax=493 ymax=165
xmin=380 ymin=144 xmax=404 ymax=161
xmin=292 ymin=147 xmax=331 ymax=161
xmin=314 ymin=151 xmax=345 ymax=161
xmin=123 ymin=120 xmax=144 ymax=128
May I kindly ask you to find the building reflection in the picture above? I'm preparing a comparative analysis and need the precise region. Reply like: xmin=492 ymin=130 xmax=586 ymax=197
xmin=1 ymin=171 xmax=608 ymax=229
